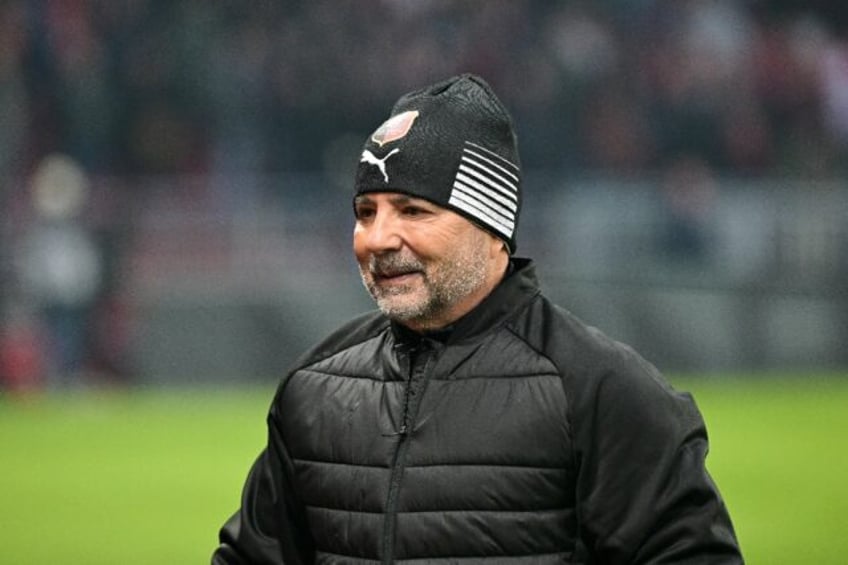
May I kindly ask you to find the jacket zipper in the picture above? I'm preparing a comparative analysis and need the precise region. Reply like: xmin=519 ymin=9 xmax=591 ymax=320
xmin=382 ymin=342 xmax=434 ymax=564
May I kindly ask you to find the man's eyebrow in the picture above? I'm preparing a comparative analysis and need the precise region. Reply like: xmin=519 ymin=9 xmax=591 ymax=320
xmin=388 ymin=194 xmax=414 ymax=205
xmin=353 ymin=194 xmax=419 ymax=206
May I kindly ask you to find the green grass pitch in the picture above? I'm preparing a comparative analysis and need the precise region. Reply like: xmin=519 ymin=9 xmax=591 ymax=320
xmin=1 ymin=374 xmax=846 ymax=564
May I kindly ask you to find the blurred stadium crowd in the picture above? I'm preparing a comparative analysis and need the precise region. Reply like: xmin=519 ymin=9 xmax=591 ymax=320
xmin=2 ymin=0 xmax=848 ymax=178
xmin=2 ymin=0 xmax=847 ymax=388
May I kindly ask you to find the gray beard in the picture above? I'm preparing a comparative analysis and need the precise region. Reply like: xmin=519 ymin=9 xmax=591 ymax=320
xmin=359 ymin=249 xmax=489 ymax=327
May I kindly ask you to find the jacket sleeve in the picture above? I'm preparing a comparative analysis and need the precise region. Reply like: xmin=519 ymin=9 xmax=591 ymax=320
xmin=212 ymin=400 xmax=314 ymax=564
xmin=570 ymin=351 xmax=743 ymax=564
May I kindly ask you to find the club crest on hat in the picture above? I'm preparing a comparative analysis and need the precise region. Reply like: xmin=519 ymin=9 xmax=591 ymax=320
xmin=371 ymin=110 xmax=419 ymax=147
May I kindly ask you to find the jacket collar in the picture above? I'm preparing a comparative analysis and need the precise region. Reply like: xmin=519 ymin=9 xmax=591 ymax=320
xmin=390 ymin=257 xmax=540 ymax=346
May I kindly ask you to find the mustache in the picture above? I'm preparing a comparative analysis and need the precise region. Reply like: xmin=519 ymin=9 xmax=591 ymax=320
xmin=368 ymin=253 xmax=425 ymax=277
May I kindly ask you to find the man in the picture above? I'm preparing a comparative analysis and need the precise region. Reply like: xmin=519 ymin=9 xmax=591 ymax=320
xmin=213 ymin=74 xmax=743 ymax=564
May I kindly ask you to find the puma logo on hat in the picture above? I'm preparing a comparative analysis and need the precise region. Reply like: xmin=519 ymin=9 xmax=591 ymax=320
xmin=360 ymin=149 xmax=400 ymax=183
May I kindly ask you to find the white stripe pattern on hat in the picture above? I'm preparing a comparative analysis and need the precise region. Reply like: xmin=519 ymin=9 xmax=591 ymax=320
xmin=449 ymin=142 xmax=519 ymax=238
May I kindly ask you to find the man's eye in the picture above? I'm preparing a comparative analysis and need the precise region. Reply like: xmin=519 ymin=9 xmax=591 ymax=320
xmin=402 ymin=206 xmax=426 ymax=216
xmin=355 ymin=208 xmax=375 ymax=220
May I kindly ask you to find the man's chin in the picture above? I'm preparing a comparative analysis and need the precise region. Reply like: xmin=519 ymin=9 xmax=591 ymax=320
xmin=375 ymin=295 xmax=428 ymax=322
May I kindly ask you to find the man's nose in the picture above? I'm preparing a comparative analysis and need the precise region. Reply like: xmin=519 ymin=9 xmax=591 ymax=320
xmin=363 ymin=210 xmax=403 ymax=252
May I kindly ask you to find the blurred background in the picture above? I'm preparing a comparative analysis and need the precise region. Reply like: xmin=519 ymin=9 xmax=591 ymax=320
xmin=1 ymin=1 xmax=847 ymax=563
xmin=1 ymin=0 xmax=848 ymax=388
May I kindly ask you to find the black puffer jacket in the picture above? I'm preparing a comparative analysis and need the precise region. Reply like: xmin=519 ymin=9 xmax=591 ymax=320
xmin=214 ymin=259 xmax=742 ymax=564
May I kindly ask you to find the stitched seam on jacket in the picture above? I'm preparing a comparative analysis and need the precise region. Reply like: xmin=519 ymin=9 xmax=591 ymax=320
xmin=432 ymin=372 xmax=560 ymax=381
xmin=313 ymin=550 xmax=573 ymax=562
xmin=293 ymin=368 xmax=396 ymax=381
xmin=306 ymin=506 xmax=571 ymax=516
xmin=295 ymin=458 xmax=567 ymax=471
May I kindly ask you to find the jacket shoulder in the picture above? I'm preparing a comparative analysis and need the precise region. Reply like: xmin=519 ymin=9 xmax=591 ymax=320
xmin=509 ymin=294 xmax=631 ymax=370
xmin=510 ymin=293 xmax=677 ymax=400
xmin=288 ymin=310 xmax=388 ymax=374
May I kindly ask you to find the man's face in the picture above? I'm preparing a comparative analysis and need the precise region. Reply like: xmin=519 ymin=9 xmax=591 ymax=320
xmin=353 ymin=192 xmax=505 ymax=331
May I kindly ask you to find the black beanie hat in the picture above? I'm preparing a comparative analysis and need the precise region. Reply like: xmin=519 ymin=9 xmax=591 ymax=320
xmin=354 ymin=74 xmax=522 ymax=253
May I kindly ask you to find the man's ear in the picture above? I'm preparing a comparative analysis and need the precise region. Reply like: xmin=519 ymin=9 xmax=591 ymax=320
xmin=489 ymin=235 xmax=509 ymax=259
